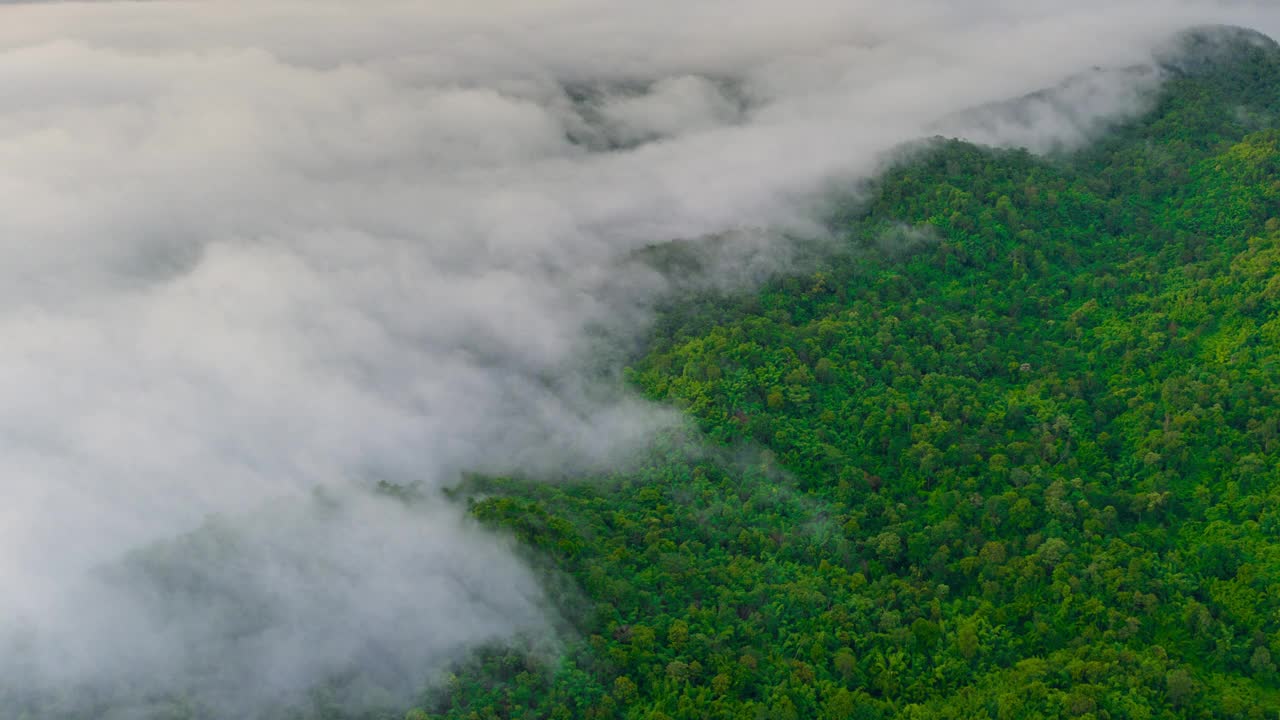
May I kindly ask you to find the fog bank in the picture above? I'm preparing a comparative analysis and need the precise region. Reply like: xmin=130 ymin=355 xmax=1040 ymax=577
xmin=0 ymin=1 xmax=1276 ymax=715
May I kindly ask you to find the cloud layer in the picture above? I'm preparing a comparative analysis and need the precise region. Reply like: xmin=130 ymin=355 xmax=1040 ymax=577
xmin=0 ymin=0 xmax=1277 ymax=715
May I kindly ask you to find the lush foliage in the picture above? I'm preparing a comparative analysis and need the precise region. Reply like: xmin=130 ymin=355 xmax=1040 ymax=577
xmin=19 ymin=29 xmax=1279 ymax=720
xmin=411 ymin=31 xmax=1280 ymax=720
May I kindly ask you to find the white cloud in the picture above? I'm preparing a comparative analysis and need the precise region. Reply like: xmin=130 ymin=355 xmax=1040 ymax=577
xmin=0 ymin=0 xmax=1275 ymax=714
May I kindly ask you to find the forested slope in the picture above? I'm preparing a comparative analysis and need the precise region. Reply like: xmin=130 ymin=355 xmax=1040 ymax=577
xmin=412 ymin=29 xmax=1280 ymax=720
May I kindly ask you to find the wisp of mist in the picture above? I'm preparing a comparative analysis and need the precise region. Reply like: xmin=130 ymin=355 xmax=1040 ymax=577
xmin=0 ymin=0 xmax=1276 ymax=716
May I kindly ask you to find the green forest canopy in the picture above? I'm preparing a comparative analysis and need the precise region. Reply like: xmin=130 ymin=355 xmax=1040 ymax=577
xmin=43 ymin=26 xmax=1279 ymax=720
xmin=411 ymin=27 xmax=1280 ymax=720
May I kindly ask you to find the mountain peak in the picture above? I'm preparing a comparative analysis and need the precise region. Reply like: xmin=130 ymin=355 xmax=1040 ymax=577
xmin=1158 ymin=24 xmax=1280 ymax=75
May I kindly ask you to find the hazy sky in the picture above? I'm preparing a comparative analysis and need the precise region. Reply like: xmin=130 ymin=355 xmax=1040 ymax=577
xmin=0 ymin=0 xmax=1277 ymax=715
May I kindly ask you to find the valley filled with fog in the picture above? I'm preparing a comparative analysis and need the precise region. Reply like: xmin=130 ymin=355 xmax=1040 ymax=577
xmin=1 ymin=2 xmax=1278 ymax=717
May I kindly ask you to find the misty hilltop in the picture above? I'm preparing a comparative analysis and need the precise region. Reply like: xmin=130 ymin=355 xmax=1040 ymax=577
xmin=1 ymin=4 xmax=1280 ymax=720
xmin=434 ymin=23 xmax=1280 ymax=720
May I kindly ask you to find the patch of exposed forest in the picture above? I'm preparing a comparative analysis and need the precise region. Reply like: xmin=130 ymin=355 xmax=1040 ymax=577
xmin=411 ymin=28 xmax=1280 ymax=720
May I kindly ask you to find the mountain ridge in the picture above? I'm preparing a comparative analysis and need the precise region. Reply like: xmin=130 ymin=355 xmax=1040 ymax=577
xmin=426 ymin=24 xmax=1280 ymax=720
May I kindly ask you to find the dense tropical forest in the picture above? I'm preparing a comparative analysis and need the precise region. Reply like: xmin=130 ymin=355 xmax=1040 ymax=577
xmin=391 ymin=28 xmax=1280 ymax=720
xmin=20 ymin=25 xmax=1279 ymax=720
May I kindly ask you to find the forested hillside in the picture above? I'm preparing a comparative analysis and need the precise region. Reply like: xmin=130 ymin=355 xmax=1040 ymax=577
xmin=397 ymin=29 xmax=1280 ymax=720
